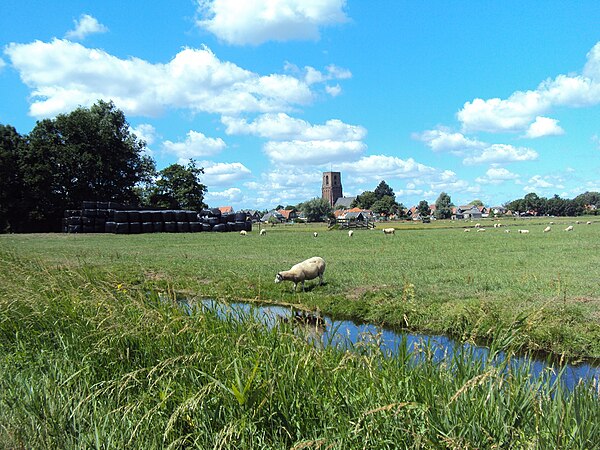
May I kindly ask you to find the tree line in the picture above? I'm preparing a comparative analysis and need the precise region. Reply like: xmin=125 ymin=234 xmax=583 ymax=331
xmin=0 ymin=101 xmax=207 ymax=232
xmin=504 ymin=192 xmax=599 ymax=217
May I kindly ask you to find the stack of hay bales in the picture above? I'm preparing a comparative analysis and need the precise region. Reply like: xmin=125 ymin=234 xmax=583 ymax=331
xmin=63 ymin=202 xmax=252 ymax=234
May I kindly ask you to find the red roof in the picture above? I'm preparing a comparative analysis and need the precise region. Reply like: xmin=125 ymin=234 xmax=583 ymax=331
xmin=219 ymin=206 xmax=233 ymax=214
xmin=277 ymin=209 xmax=295 ymax=220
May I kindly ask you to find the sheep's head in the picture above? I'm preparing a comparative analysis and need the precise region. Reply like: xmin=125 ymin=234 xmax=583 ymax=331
xmin=275 ymin=273 xmax=283 ymax=283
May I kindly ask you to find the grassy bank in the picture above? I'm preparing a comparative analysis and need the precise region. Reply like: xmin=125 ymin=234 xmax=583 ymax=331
xmin=1 ymin=253 xmax=599 ymax=449
xmin=1 ymin=216 xmax=599 ymax=360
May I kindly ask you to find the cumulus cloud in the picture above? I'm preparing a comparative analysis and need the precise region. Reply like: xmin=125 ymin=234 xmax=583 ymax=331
xmin=205 ymin=187 xmax=244 ymax=205
xmin=325 ymin=84 xmax=342 ymax=97
xmin=463 ymin=144 xmax=538 ymax=165
xmin=524 ymin=116 xmax=564 ymax=138
xmin=65 ymin=14 xmax=109 ymax=40
xmin=523 ymin=174 xmax=565 ymax=192
xmin=4 ymin=39 xmax=314 ymax=118
xmin=458 ymin=41 xmax=600 ymax=134
xmin=222 ymin=113 xmax=366 ymax=141
xmin=201 ymin=161 xmax=252 ymax=186
xmin=162 ymin=130 xmax=226 ymax=161
xmin=243 ymin=168 xmax=323 ymax=208
xmin=196 ymin=0 xmax=349 ymax=45
xmin=416 ymin=128 xmax=485 ymax=154
xmin=264 ymin=139 xmax=365 ymax=165
xmin=131 ymin=123 xmax=159 ymax=146
xmin=337 ymin=154 xmax=436 ymax=180
xmin=475 ymin=167 xmax=520 ymax=185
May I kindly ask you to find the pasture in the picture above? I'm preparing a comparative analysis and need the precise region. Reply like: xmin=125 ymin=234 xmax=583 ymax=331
xmin=1 ymin=217 xmax=600 ymax=448
xmin=2 ymin=216 xmax=599 ymax=359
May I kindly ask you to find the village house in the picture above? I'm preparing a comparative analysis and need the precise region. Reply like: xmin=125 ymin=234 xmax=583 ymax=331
xmin=277 ymin=209 xmax=298 ymax=222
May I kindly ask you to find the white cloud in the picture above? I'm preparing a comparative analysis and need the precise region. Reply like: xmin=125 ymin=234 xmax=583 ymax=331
xmin=417 ymin=128 xmax=485 ymax=154
xmin=243 ymin=168 xmax=323 ymax=208
xmin=0 ymin=57 xmax=5 ymax=71
xmin=264 ymin=139 xmax=365 ymax=165
xmin=4 ymin=39 xmax=314 ymax=118
xmin=205 ymin=187 xmax=244 ymax=205
xmin=162 ymin=130 xmax=226 ymax=160
xmin=196 ymin=0 xmax=349 ymax=46
xmin=475 ymin=167 xmax=520 ymax=185
xmin=463 ymin=144 xmax=538 ymax=165
xmin=325 ymin=84 xmax=342 ymax=97
xmin=222 ymin=113 xmax=366 ymax=141
xmin=458 ymin=41 xmax=600 ymax=134
xmin=201 ymin=161 xmax=252 ymax=186
xmin=338 ymin=154 xmax=436 ymax=180
xmin=65 ymin=14 xmax=108 ymax=40
xmin=523 ymin=174 xmax=565 ymax=192
xmin=131 ymin=123 xmax=159 ymax=146
xmin=524 ymin=116 xmax=564 ymax=138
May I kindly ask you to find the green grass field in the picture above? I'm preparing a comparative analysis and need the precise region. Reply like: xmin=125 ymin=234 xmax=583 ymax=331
xmin=2 ymin=216 xmax=599 ymax=359
xmin=1 ymin=218 xmax=600 ymax=448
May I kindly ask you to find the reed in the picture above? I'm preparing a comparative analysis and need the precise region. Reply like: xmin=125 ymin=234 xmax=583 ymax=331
xmin=1 ymin=249 xmax=598 ymax=449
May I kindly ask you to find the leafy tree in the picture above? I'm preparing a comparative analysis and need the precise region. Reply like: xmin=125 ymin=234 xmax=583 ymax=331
xmin=300 ymin=197 xmax=333 ymax=222
xmin=0 ymin=124 xmax=26 ymax=232
xmin=434 ymin=192 xmax=453 ymax=220
xmin=371 ymin=195 xmax=398 ymax=216
xmin=417 ymin=200 xmax=430 ymax=218
xmin=351 ymin=191 xmax=377 ymax=209
xmin=18 ymin=100 xmax=154 ymax=231
xmin=144 ymin=160 xmax=207 ymax=210
xmin=470 ymin=199 xmax=484 ymax=207
xmin=374 ymin=180 xmax=395 ymax=200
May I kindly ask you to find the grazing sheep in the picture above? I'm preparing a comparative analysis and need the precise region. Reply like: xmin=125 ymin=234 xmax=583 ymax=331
xmin=504 ymin=229 xmax=511 ymax=233
xmin=313 ymin=232 xmax=318 ymax=238
xmin=494 ymin=223 xmax=503 ymax=228
xmin=518 ymin=229 xmax=530 ymax=234
xmin=383 ymin=228 xmax=395 ymax=235
xmin=240 ymin=230 xmax=247 ymax=236
xmin=348 ymin=230 xmax=354 ymax=237
xmin=543 ymin=226 xmax=551 ymax=233
xmin=587 ymin=221 xmax=592 ymax=225
xmin=565 ymin=225 xmax=574 ymax=231
xmin=260 ymin=229 xmax=266 ymax=236
xmin=576 ymin=221 xmax=581 ymax=224
xmin=275 ymin=256 xmax=326 ymax=292
xmin=475 ymin=223 xmax=481 ymax=228
xmin=477 ymin=228 xmax=486 ymax=232
xmin=464 ymin=228 xmax=470 ymax=232
xmin=549 ymin=221 xmax=555 ymax=225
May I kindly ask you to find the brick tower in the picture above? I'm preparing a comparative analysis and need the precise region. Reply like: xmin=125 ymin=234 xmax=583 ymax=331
xmin=322 ymin=172 xmax=343 ymax=207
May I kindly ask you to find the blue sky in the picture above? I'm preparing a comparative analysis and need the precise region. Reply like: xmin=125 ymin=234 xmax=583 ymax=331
xmin=1 ymin=0 xmax=600 ymax=210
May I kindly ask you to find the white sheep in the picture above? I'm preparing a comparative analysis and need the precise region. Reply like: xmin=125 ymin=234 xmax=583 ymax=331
xmin=260 ymin=229 xmax=267 ymax=236
xmin=313 ymin=232 xmax=318 ymax=238
xmin=475 ymin=223 xmax=481 ymax=228
xmin=464 ymin=228 xmax=470 ymax=232
xmin=275 ymin=256 xmax=326 ymax=292
xmin=518 ymin=229 xmax=530 ymax=234
xmin=565 ymin=225 xmax=574 ymax=232
xmin=348 ymin=230 xmax=354 ymax=237
xmin=240 ymin=230 xmax=247 ymax=236
xmin=543 ymin=226 xmax=551 ymax=233
xmin=476 ymin=228 xmax=486 ymax=232
xmin=504 ymin=229 xmax=511 ymax=233
xmin=383 ymin=228 xmax=395 ymax=235
xmin=587 ymin=221 xmax=592 ymax=225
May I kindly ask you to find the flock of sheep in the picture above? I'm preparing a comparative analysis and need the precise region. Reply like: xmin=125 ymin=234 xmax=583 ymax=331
xmin=239 ymin=220 xmax=593 ymax=292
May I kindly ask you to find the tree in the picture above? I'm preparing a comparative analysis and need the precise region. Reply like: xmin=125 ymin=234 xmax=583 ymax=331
xmin=0 ymin=124 xmax=26 ymax=232
xmin=434 ymin=192 xmax=453 ymax=220
xmin=417 ymin=200 xmax=430 ymax=218
xmin=351 ymin=191 xmax=377 ymax=209
xmin=371 ymin=195 xmax=398 ymax=216
xmin=18 ymin=100 xmax=154 ymax=231
xmin=300 ymin=197 xmax=333 ymax=222
xmin=470 ymin=199 xmax=484 ymax=207
xmin=144 ymin=160 xmax=207 ymax=210
xmin=374 ymin=180 xmax=395 ymax=200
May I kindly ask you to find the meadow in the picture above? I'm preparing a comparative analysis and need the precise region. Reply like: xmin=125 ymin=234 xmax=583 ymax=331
xmin=2 ymin=216 xmax=599 ymax=360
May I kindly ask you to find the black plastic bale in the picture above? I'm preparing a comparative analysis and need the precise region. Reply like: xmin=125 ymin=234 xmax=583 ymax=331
xmin=97 ymin=201 xmax=109 ymax=209
xmin=152 ymin=211 xmax=163 ymax=222
xmin=177 ymin=222 xmax=190 ymax=233
xmin=189 ymin=222 xmax=202 ymax=232
xmin=244 ymin=221 xmax=252 ymax=232
xmin=164 ymin=222 xmax=177 ymax=233
xmin=64 ymin=209 xmax=81 ymax=218
xmin=207 ymin=217 xmax=219 ymax=227
xmin=140 ymin=211 xmax=153 ymax=222
xmin=128 ymin=211 xmax=140 ymax=222
xmin=67 ymin=216 xmax=82 ymax=225
xmin=68 ymin=224 xmax=82 ymax=233
xmin=113 ymin=211 xmax=129 ymax=222
xmin=129 ymin=222 xmax=141 ymax=234
xmin=212 ymin=223 xmax=227 ymax=232
xmin=186 ymin=211 xmax=198 ymax=221
xmin=142 ymin=222 xmax=154 ymax=233
xmin=105 ymin=221 xmax=117 ymax=233
xmin=210 ymin=208 xmax=222 ymax=218
xmin=82 ymin=201 xmax=96 ymax=210
xmin=83 ymin=225 xmax=94 ymax=233
xmin=82 ymin=208 xmax=97 ymax=218
xmin=94 ymin=223 xmax=104 ymax=233
xmin=108 ymin=201 xmax=123 ymax=210
xmin=202 ymin=223 xmax=212 ymax=232
xmin=153 ymin=222 xmax=164 ymax=233
xmin=234 ymin=212 xmax=246 ymax=222
xmin=163 ymin=210 xmax=174 ymax=222
xmin=115 ymin=223 xmax=129 ymax=234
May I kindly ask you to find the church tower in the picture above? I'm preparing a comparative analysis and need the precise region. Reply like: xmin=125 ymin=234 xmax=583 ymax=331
xmin=322 ymin=172 xmax=343 ymax=207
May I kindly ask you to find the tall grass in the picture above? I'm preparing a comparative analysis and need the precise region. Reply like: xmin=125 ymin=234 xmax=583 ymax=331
xmin=1 ymin=249 xmax=599 ymax=449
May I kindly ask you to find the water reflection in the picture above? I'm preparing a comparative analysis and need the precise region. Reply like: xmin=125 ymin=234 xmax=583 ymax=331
xmin=195 ymin=299 xmax=600 ymax=391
